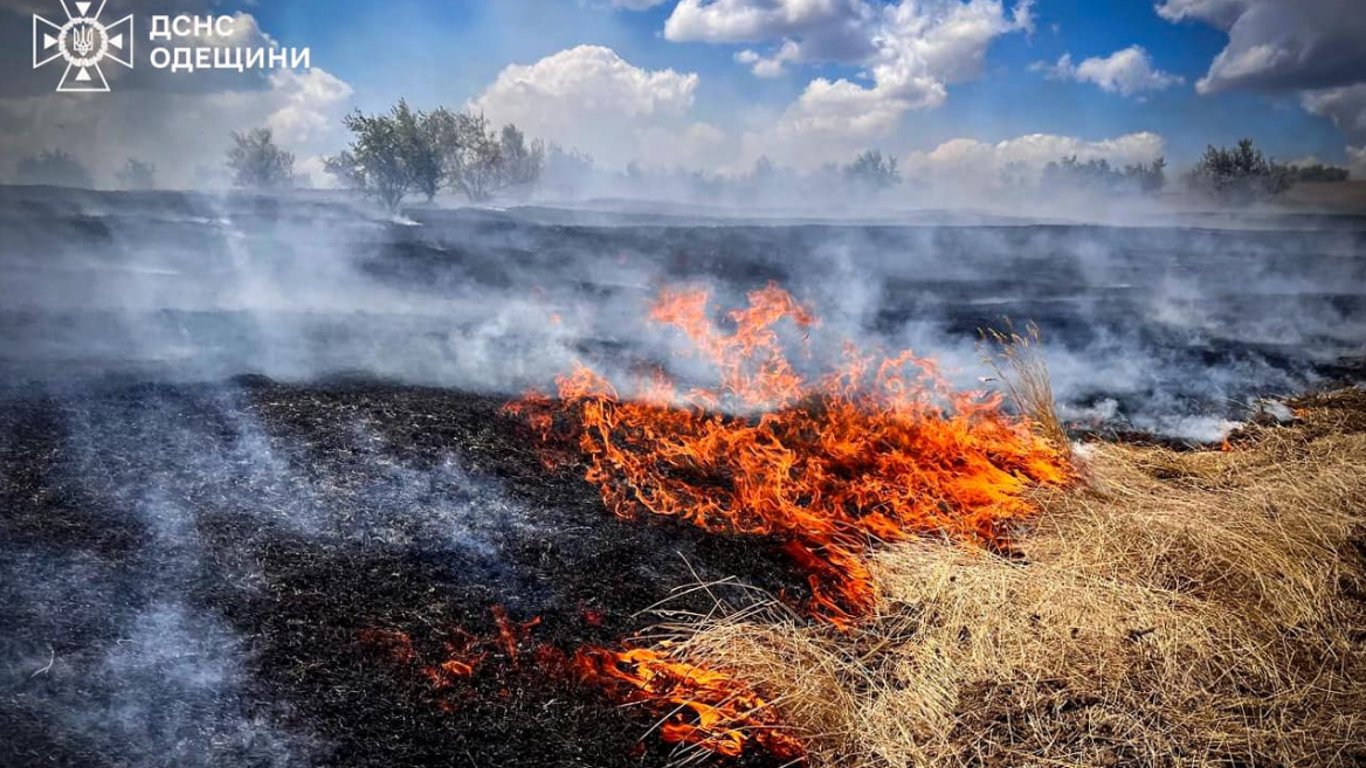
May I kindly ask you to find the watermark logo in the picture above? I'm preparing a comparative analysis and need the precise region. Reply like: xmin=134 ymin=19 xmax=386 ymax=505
xmin=33 ymin=1 xmax=133 ymax=93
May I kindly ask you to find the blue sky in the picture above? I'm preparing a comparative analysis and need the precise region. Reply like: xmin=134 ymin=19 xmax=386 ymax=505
xmin=4 ymin=0 xmax=1360 ymax=186
xmin=236 ymin=0 xmax=1354 ymax=168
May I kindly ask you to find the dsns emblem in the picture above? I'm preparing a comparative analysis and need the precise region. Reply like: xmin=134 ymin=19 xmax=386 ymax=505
xmin=33 ymin=1 xmax=133 ymax=93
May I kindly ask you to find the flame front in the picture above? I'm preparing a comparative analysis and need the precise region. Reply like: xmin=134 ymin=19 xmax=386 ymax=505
xmin=511 ymin=282 xmax=1070 ymax=626
xmin=505 ymin=282 xmax=1070 ymax=761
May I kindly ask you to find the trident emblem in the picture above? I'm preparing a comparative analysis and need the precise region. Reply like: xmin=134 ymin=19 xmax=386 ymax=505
xmin=71 ymin=25 xmax=95 ymax=56
xmin=33 ymin=1 xmax=134 ymax=93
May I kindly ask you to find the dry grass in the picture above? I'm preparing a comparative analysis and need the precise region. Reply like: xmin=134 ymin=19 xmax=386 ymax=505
xmin=650 ymin=390 xmax=1366 ymax=767
xmin=982 ymin=322 xmax=1071 ymax=459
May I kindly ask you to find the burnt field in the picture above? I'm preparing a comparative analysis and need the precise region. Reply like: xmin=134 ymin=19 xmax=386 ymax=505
xmin=1 ymin=187 xmax=1365 ymax=767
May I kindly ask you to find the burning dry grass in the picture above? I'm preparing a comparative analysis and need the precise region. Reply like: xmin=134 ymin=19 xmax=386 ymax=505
xmin=655 ymin=392 xmax=1366 ymax=767
xmin=509 ymin=283 xmax=1363 ymax=765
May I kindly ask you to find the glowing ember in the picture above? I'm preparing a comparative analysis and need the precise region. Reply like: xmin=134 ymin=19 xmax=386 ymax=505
xmin=361 ymin=606 xmax=554 ymax=693
xmin=509 ymin=282 xmax=1070 ymax=627
xmin=575 ymin=645 xmax=806 ymax=761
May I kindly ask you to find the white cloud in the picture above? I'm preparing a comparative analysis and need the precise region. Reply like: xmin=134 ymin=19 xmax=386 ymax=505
xmin=735 ymin=40 xmax=801 ymax=78
xmin=471 ymin=45 xmax=712 ymax=170
xmin=1348 ymin=146 xmax=1366 ymax=179
xmin=726 ymin=0 xmax=1033 ymax=168
xmin=1034 ymin=46 xmax=1183 ymax=97
xmin=904 ymin=131 xmax=1166 ymax=185
xmin=664 ymin=0 xmax=876 ymax=60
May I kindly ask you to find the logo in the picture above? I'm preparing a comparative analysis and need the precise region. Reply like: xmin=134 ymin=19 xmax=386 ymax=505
xmin=33 ymin=1 xmax=133 ymax=93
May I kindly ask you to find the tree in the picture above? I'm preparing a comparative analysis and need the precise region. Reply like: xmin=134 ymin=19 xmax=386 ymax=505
xmin=116 ymin=158 xmax=156 ymax=190
xmin=323 ymin=150 xmax=365 ymax=191
xmin=843 ymin=149 xmax=901 ymax=192
xmin=1285 ymin=163 xmax=1349 ymax=183
xmin=400 ymin=101 xmax=446 ymax=202
xmin=334 ymin=99 xmax=548 ymax=209
xmin=336 ymin=108 xmax=412 ymax=211
xmin=497 ymin=123 xmax=546 ymax=193
xmin=441 ymin=111 xmax=504 ymax=203
xmin=1124 ymin=157 xmax=1166 ymax=193
xmin=1187 ymin=138 xmax=1292 ymax=203
xmin=226 ymin=128 xmax=295 ymax=189
xmin=542 ymin=143 xmax=594 ymax=196
xmin=16 ymin=149 xmax=92 ymax=188
xmin=1042 ymin=155 xmax=1166 ymax=195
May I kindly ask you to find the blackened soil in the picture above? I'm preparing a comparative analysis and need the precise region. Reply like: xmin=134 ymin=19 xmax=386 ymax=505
xmin=0 ymin=376 xmax=807 ymax=768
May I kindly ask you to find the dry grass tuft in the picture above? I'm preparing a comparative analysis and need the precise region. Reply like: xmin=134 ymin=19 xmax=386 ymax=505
xmin=653 ymin=392 xmax=1366 ymax=767
xmin=982 ymin=322 xmax=1071 ymax=460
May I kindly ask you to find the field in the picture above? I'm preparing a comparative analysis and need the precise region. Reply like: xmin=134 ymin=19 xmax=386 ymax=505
xmin=1 ymin=186 xmax=1364 ymax=767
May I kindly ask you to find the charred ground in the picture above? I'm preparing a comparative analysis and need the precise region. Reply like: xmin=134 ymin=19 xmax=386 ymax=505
xmin=0 ymin=376 xmax=805 ymax=768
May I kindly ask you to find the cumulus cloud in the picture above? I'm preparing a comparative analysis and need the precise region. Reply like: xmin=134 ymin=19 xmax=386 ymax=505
xmin=1301 ymin=85 xmax=1366 ymax=175
xmin=664 ymin=0 xmax=877 ymax=60
xmin=735 ymin=40 xmax=802 ymax=77
xmin=1033 ymin=46 xmax=1183 ymax=97
xmin=904 ymin=131 xmax=1167 ymax=185
xmin=1157 ymin=0 xmax=1366 ymax=94
xmin=1301 ymin=84 xmax=1366 ymax=142
xmin=471 ymin=45 xmax=721 ymax=170
xmin=1160 ymin=0 xmax=1366 ymax=167
xmin=721 ymin=0 xmax=1034 ymax=168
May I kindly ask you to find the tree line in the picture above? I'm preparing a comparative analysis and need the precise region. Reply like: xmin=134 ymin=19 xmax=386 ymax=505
xmin=7 ymin=128 xmax=1355 ymax=209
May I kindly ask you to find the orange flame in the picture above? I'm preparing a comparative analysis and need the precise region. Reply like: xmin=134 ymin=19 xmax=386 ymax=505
xmin=509 ymin=282 xmax=1070 ymax=627
xmin=575 ymin=646 xmax=806 ymax=761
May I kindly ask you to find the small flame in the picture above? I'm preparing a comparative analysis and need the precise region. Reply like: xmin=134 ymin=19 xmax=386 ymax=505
xmin=575 ymin=646 xmax=806 ymax=761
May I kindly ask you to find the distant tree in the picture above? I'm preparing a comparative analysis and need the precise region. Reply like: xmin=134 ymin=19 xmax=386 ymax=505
xmin=1187 ymin=138 xmax=1292 ymax=203
xmin=751 ymin=156 xmax=777 ymax=185
xmin=16 ymin=149 xmax=92 ymax=188
xmin=1285 ymin=163 xmax=1349 ymax=183
xmin=116 ymin=158 xmax=156 ymax=190
xmin=440 ymin=111 xmax=505 ymax=203
xmin=1042 ymin=155 xmax=1166 ymax=195
xmin=497 ymin=123 xmax=546 ymax=195
xmin=843 ymin=149 xmax=901 ymax=192
xmin=542 ymin=143 xmax=594 ymax=195
xmin=1124 ymin=157 xmax=1166 ymax=193
xmin=226 ymin=128 xmax=295 ymax=189
xmin=998 ymin=160 xmax=1032 ymax=190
